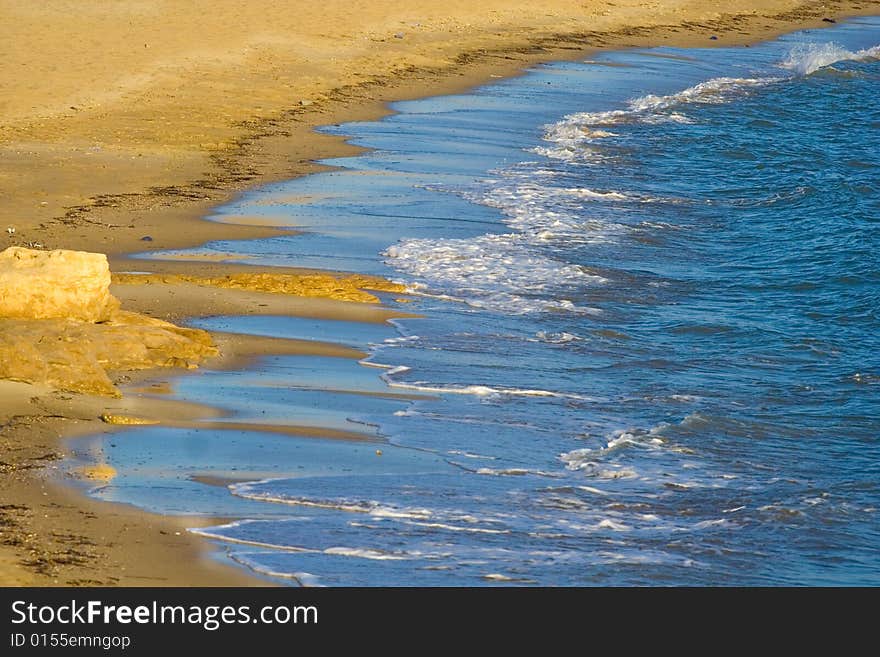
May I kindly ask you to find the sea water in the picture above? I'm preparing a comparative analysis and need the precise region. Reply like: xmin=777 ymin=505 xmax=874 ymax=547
xmin=78 ymin=17 xmax=880 ymax=585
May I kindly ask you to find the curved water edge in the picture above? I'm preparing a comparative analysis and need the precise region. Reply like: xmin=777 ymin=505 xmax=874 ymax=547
xmin=72 ymin=17 xmax=880 ymax=585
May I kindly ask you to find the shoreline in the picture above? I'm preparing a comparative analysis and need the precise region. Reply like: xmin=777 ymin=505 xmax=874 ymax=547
xmin=5 ymin=2 xmax=876 ymax=262
xmin=1 ymin=1 xmax=877 ymax=586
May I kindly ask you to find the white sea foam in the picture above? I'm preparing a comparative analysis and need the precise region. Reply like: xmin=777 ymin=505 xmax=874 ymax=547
xmin=606 ymin=429 xmax=665 ymax=450
xmin=385 ymin=169 xmax=625 ymax=315
xmin=560 ymin=426 xmax=667 ymax=467
xmin=692 ymin=518 xmax=728 ymax=529
xmin=230 ymin=489 xmax=376 ymax=513
xmin=382 ymin=335 xmax=421 ymax=344
xmin=472 ymin=183 xmax=630 ymax=238
xmin=595 ymin=518 xmax=631 ymax=531
xmin=448 ymin=450 xmax=497 ymax=460
xmin=536 ymin=42 xmax=880 ymax=167
xmin=384 ymin=233 xmax=604 ymax=315
xmin=780 ymin=42 xmax=880 ymax=75
xmin=230 ymin=480 xmax=514 ymax=535
xmin=404 ymin=521 xmax=509 ymax=535
xmin=237 ymin=491 xmax=427 ymax=520
xmin=577 ymin=485 xmax=609 ymax=496
xmin=559 ymin=459 xmax=639 ymax=479
xmin=323 ymin=547 xmax=411 ymax=560
xmin=189 ymin=524 xmax=316 ymax=553
xmin=475 ymin=467 xmax=561 ymax=478
xmin=537 ymin=75 xmax=776 ymax=161
xmin=531 ymin=331 xmax=583 ymax=343
xmin=228 ymin=554 xmax=326 ymax=586
xmin=560 ymin=518 xmax=631 ymax=532
xmin=289 ymin=572 xmax=324 ymax=587
xmin=379 ymin=379 xmax=597 ymax=401
xmin=370 ymin=507 xmax=433 ymax=520
xmin=629 ymin=76 xmax=775 ymax=111
xmin=479 ymin=183 xmax=630 ymax=206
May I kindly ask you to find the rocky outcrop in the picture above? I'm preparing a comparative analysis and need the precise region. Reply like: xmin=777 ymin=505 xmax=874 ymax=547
xmin=0 ymin=247 xmax=218 ymax=396
xmin=111 ymin=271 xmax=407 ymax=303
xmin=0 ymin=247 xmax=119 ymax=322
xmin=0 ymin=313 xmax=218 ymax=397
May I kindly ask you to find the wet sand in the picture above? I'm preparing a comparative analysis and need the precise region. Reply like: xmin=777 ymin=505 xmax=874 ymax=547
xmin=1 ymin=0 xmax=877 ymax=586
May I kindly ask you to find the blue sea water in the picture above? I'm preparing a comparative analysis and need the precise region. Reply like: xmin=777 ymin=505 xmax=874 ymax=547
xmin=78 ymin=18 xmax=880 ymax=585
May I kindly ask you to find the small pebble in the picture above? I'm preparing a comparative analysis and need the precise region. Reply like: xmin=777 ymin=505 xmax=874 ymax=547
xmin=394 ymin=32 xmax=405 ymax=39
xmin=822 ymin=17 xmax=836 ymax=23
xmin=299 ymin=99 xmax=313 ymax=107
xmin=140 ymin=235 xmax=153 ymax=241
xmin=709 ymin=35 xmax=718 ymax=40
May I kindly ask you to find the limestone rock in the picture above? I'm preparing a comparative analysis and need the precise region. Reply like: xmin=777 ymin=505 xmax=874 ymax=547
xmin=0 ymin=313 xmax=218 ymax=397
xmin=100 ymin=414 xmax=159 ymax=425
xmin=0 ymin=248 xmax=219 ymax=397
xmin=0 ymin=247 xmax=119 ymax=322
xmin=112 ymin=271 xmax=407 ymax=303
xmin=0 ymin=319 xmax=117 ymax=395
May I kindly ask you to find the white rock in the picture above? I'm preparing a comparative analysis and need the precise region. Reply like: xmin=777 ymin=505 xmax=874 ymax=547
xmin=0 ymin=247 xmax=120 ymax=322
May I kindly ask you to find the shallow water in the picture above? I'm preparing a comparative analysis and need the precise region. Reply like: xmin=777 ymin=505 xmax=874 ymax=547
xmin=78 ymin=18 xmax=880 ymax=585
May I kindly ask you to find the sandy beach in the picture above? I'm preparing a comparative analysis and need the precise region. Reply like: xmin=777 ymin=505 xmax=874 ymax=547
xmin=1 ymin=0 xmax=877 ymax=586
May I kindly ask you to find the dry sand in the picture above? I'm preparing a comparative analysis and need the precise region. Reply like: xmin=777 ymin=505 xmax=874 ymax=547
xmin=1 ymin=0 xmax=877 ymax=586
